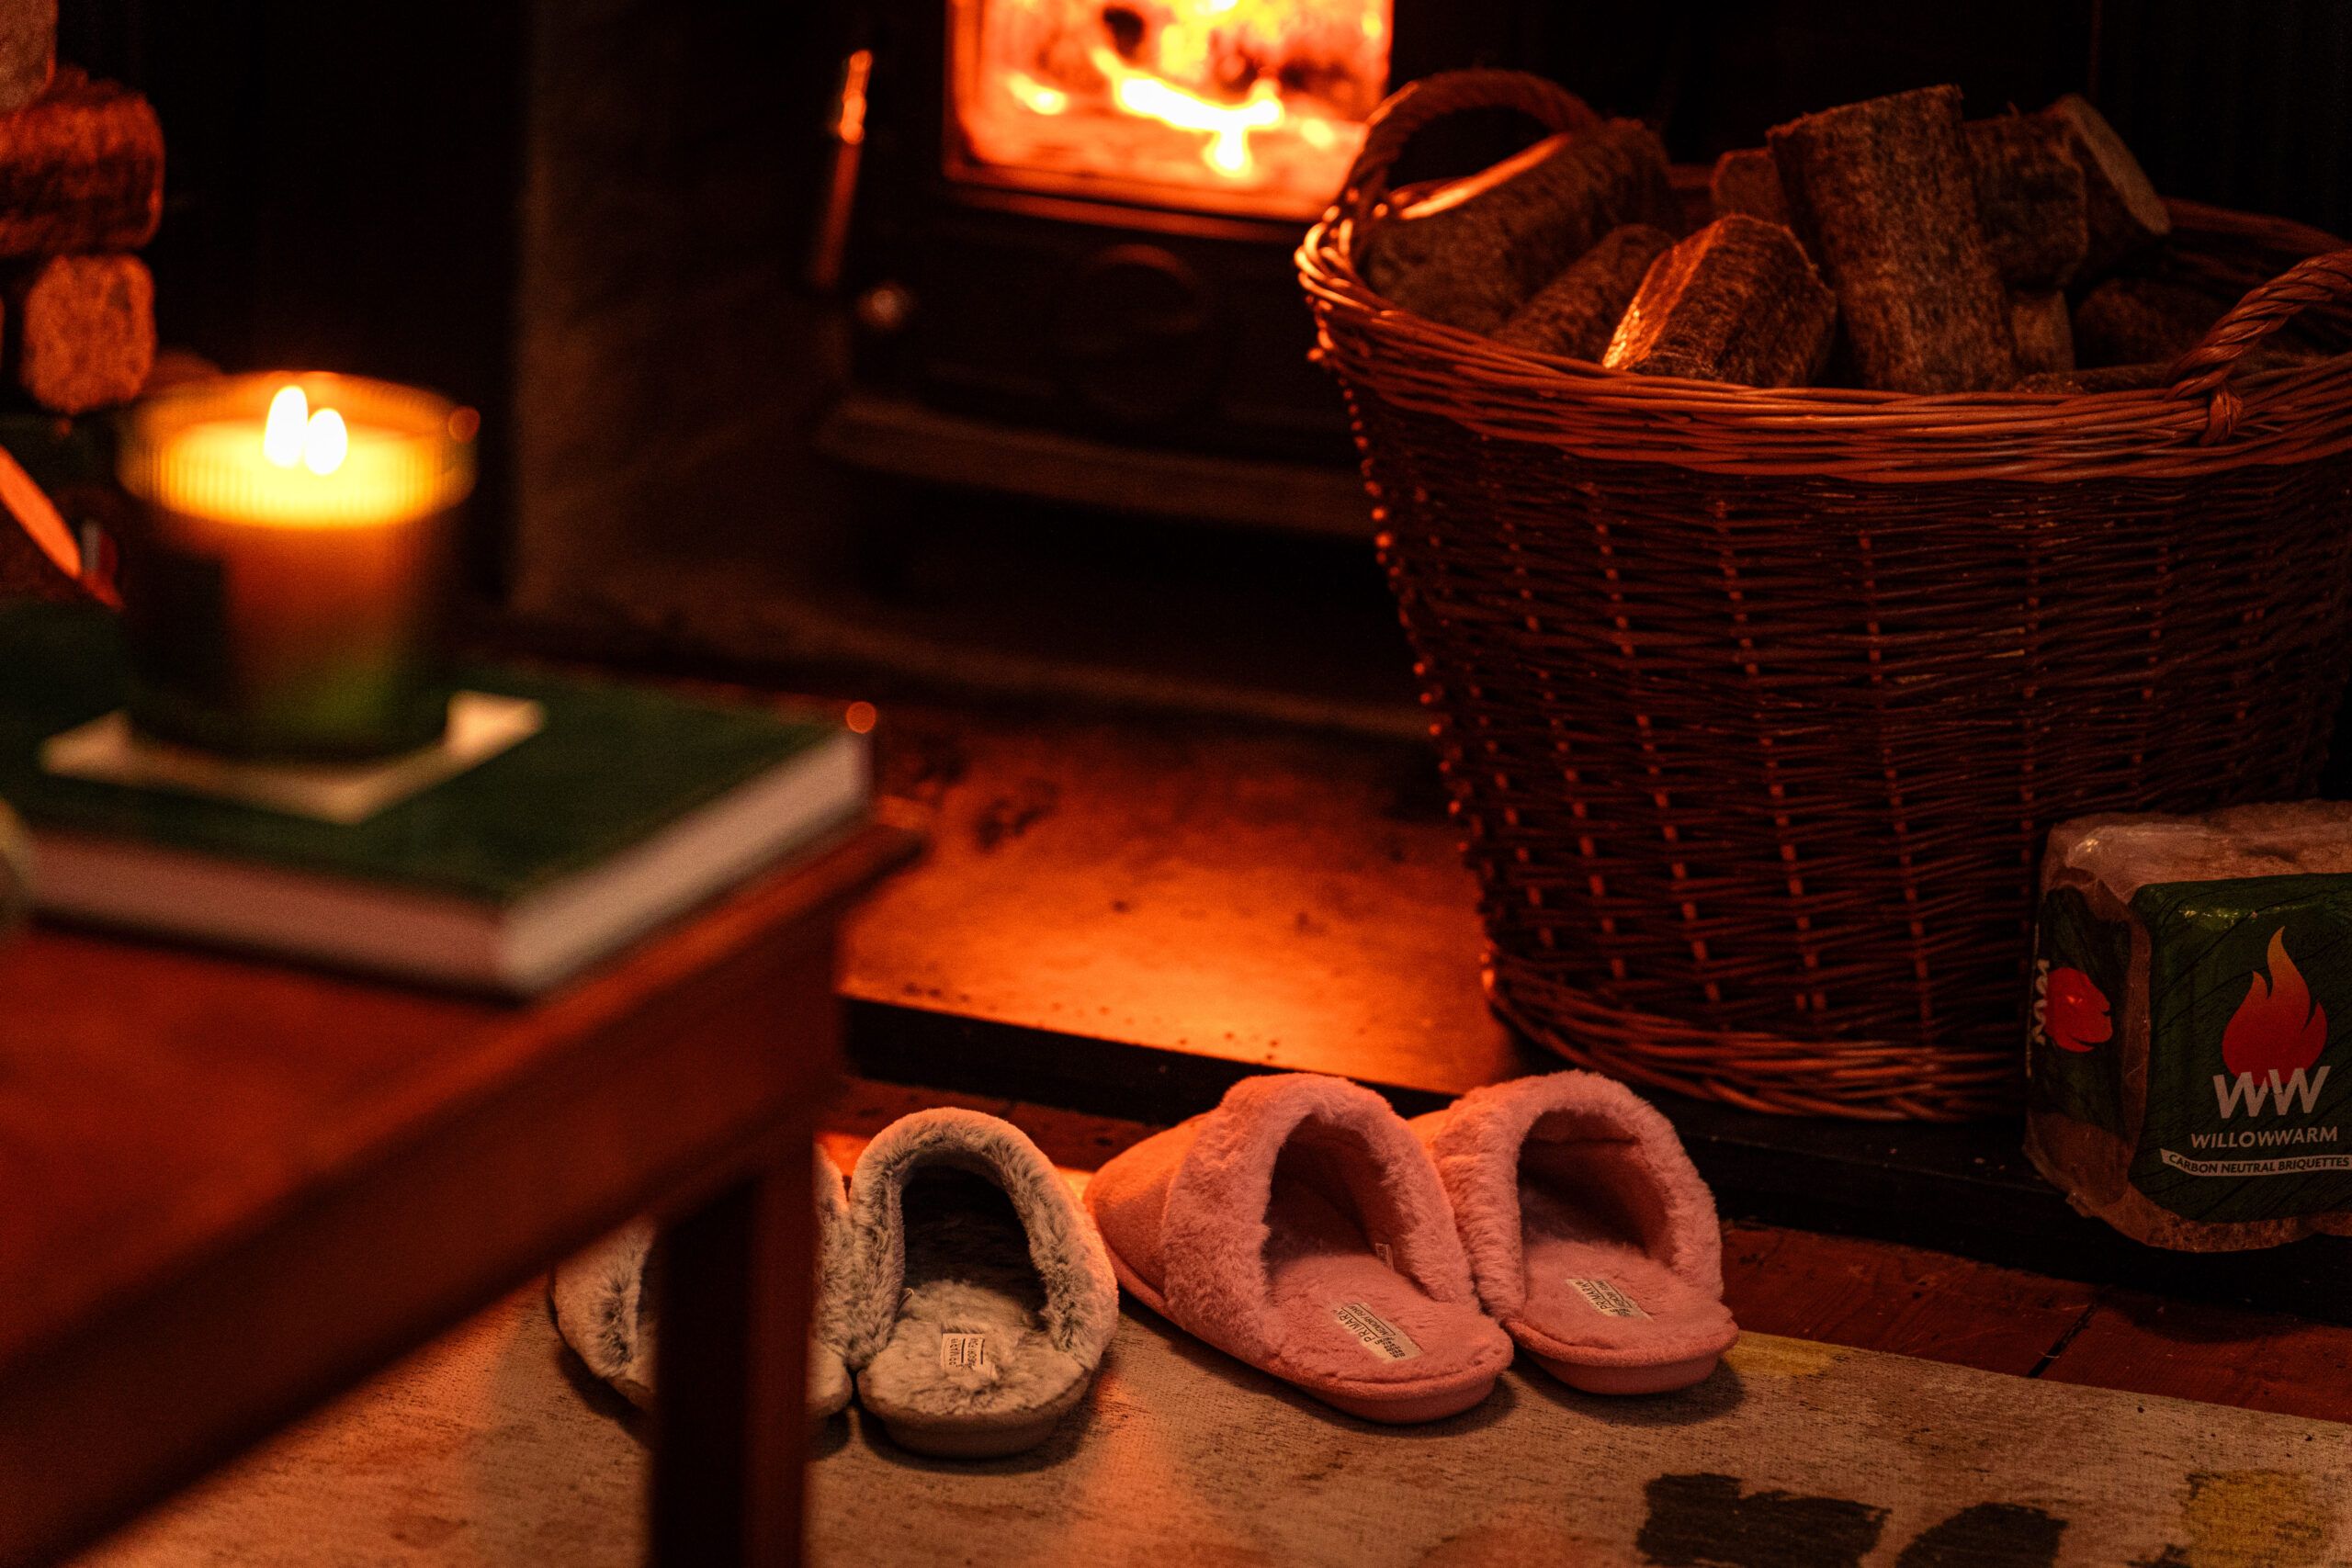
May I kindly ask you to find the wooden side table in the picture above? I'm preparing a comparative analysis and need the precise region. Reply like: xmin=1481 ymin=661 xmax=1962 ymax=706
xmin=0 ymin=820 xmax=917 ymax=1568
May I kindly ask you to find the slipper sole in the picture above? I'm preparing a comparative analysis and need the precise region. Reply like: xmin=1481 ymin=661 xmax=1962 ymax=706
xmin=876 ymin=1407 xmax=1069 ymax=1459
xmin=1531 ymin=1348 xmax=1724 ymax=1396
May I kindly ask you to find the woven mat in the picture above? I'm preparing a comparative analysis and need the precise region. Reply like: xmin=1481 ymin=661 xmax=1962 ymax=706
xmin=75 ymin=1284 xmax=2350 ymax=1567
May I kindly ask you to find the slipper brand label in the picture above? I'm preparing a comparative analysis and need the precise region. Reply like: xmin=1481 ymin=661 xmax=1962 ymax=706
xmin=1566 ymin=1278 xmax=1648 ymax=1319
xmin=939 ymin=1333 xmax=988 ymax=1371
xmin=1331 ymin=1301 xmax=1421 ymax=1360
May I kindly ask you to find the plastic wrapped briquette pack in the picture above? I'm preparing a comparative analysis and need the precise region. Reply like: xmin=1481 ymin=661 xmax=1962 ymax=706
xmin=2028 ymin=802 xmax=2352 ymax=1251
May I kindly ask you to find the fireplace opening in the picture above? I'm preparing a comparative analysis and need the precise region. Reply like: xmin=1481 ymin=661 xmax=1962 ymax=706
xmin=947 ymin=0 xmax=1392 ymax=220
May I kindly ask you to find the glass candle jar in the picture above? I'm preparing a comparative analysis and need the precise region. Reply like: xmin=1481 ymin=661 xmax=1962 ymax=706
xmin=112 ymin=372 xmax=478 ymax=761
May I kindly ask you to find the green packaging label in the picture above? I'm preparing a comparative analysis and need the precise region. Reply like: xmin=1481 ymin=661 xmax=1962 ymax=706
xmin=2128 ymin=874 xmax=2352 ymax=1224
xmin=2027 ymin=885 xmax=2131 ymax=1137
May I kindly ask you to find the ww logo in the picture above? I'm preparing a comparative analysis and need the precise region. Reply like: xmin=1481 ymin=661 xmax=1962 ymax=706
xmin=2211 ymin=929 xmax=2331 ymax=1120
xmin=2213 ymin=1064 xmax=2332 ymax=1119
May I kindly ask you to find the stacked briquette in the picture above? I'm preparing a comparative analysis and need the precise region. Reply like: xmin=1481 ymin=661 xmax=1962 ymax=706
xmin=1363 ymin=82 xmax=2315 ymax=395
xmin=0 ymin=0 xmax=161 ymax=420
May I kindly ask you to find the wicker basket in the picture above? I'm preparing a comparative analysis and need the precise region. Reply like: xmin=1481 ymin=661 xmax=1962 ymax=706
xmin=1300 ymin=71 xmax=2352 ymax=1121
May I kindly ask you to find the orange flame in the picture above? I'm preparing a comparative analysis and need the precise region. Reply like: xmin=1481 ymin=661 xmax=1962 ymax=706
xmin=1088 ymin=43 xmax=1283 ymax=177
xmin=954 ymin=0 xmax=1387 ymax=217
xmin=2222 ymin=929 xmax=2328 ymax=1077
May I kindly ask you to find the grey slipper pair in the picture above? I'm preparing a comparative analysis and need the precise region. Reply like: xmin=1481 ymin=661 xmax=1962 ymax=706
xmin=550 ymin=1109 xmax=1119 ymax=1459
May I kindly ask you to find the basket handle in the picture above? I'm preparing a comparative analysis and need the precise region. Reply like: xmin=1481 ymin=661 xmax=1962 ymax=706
xmin=1338 ymin=69 xmax=1608 ymax=230
xmin=2166 ymin=248 xmax=2352 ymax=444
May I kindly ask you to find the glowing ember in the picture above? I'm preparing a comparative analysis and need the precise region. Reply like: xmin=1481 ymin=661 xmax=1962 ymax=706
xmin=952 ymin=0 xmax=1390 ymax=217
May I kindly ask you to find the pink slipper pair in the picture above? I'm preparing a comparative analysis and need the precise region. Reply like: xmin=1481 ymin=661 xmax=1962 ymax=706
xmin=1085 ymin=1070 xmax=1736 ymax=1422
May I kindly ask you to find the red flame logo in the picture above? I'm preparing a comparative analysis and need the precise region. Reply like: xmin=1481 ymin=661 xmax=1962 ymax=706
xmin=2222 ymin=929 xmax=2328 ymax=1078
xmin=2044 ymin=966 xmax=2111 ymax=1053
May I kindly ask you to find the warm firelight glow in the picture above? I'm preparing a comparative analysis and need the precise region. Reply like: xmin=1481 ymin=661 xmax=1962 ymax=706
xmin=953 ymin=0 xmax=1390 ymax=218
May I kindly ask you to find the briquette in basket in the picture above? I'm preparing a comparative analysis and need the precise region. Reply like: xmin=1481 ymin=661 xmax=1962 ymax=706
xmin=1962 ymin=111 xmax=2089 ymax=289
xmin=2016 ymin=362 xmax=2165 ymax=394
xmin=2074 ymin=274 xmax=2321 ymax=373
xmin=1362 ymin=119 xmax=1679 ymax=335
xmin=2045 ymin=94 xmax=2171 ymax=278
xmin=1706 ymin=148 xmax=1786 ymax=227
xmin=2007 ymin=288 xmax=2075 ymax=378
xmin=1601 ymin=215 xmax=1835 ymax=388
xmin=1495 ymin=222 xmax=1674 ymax=360
xmin=1769 ymin=85 xmax=2017 ymax=392
xmin=2029 ymin=803 xmax=2352 ymax=1251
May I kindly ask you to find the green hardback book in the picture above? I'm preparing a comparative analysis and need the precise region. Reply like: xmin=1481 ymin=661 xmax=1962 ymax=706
xmin=0 ymin=604 xmax=869 ymax=994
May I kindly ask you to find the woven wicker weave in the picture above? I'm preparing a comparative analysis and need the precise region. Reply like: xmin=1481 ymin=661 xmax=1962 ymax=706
xmin=1300 ymin=71 xmax=2352 ymax=1121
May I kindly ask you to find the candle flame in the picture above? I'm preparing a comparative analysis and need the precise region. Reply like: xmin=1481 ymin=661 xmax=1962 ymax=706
xmin=302 ymin=408 xmax=348 ymax=476
xmin=263 ymin=385 xmax=309 ymax=467
xmin=261 ymin=383 xmax=351 ymax=476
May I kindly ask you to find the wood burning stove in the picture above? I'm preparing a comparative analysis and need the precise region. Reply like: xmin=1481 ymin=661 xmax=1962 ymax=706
xmin=817 ymin=0 xmax=1535 ymax=536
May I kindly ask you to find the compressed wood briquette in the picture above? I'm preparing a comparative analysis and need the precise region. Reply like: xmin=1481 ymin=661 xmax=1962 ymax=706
xmin=1707 ymin=148 xmax=1786 ymax=226
xmin=2072 ymin=276 xmax=2216 ymax=367
xmin=0 ymin=0 xmax=52 ymax=117
xmin=2044 ymin=94 xmax=2170 ymax=279
xmin=1963 ymin=113 xmax=2088 ymax=288
xmin=2009 ymin=289 xmax=2075 ymax=378
xmin=1494 ymin=223 xmax=1675 ymax=359
xmin=0 ymin=68 xmax=163 ymax=258
xmin=1770 ymin=85 xmax=2016 ymax=392
xmin=2029 ymin=803 xmax=2352 ymax=1251
xmin=2017 ymin=363 xmax=2165 ymax=393
xmin=2070 ymin=275 xmax=2322 ymax=376
xmin=1363 ymin=119 xmax=1681 ymax=334
xmin=1601 ymin=214 xmax=1835 ymax=388
xmin=7 ymin=253 xmax=153 ymax=414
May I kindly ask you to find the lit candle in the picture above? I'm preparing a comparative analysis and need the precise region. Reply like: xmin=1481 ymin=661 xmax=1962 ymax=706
xmin=113 ymin=372 xmax=477 ymax=759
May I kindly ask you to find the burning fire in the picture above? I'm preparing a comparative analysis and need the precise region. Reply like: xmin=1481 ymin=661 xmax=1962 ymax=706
xmin=2222 ymin=929 xmax=2328 ymax=1077
xmin=954 ymin=0 xmax=1389 ymax=216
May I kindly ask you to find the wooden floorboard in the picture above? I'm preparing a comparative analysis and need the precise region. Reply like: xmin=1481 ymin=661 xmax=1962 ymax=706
xmin=2038 ymin=1292 xmax=2352 ymax=1422
xmin=1718 ymin=1223 xmax=2098 ymax=1378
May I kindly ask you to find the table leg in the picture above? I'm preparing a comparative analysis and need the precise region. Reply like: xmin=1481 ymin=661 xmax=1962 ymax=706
xmin=650 ymin=1137 xmax=814 ymax=1567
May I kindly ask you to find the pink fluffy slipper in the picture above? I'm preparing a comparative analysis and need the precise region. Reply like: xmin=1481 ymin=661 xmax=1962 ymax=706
xmin=1415 ymin=1071 xmax=1737 ymax=1394
xmin=1085 ymin=1073 xmax=1512 ymax=1424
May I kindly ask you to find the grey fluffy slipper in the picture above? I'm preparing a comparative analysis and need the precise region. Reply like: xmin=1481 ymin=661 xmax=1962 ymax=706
xmin=548 ymin=1146 xmax=856 ymax=1420
xmin=843 ymin=1109 xmax=1119 ymax=1458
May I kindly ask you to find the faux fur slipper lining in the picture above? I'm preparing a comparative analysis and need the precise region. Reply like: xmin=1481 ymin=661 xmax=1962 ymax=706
xmin=1157 ymin=1074 xmax=1484 ymax=1366
xmin=842 ymin=1107 xmax=1120 ymax=1374
xmin=840 ymin=1109 xmax=1119 ymax=1455
xmin=547 ymin=1147 xmax=855 ymax=1420
xmin=1416 ymin=1070 xmax=1736 ymax=1376
xmin=548 ymin=1217 xmax=659 ymax=1411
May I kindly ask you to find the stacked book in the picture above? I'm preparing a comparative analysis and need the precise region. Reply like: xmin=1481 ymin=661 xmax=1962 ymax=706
xmin=0 ymin=604 xmax=871 ymax=995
